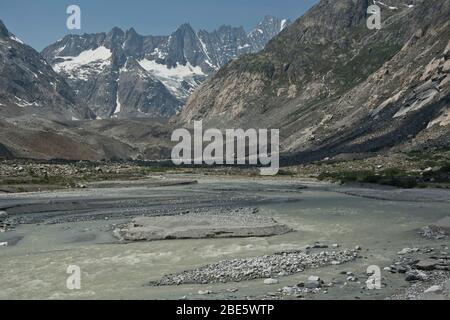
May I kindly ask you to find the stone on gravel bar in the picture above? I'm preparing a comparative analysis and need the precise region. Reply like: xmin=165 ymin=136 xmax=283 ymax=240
xmin=264 ymin=278 xmax=279 ymax=285
xmin=308 ymin=276 xmax=321 ymax=282
xmin=398 ymin=248 xmax=419 ymax=255
xmin=306 ymin=281 xmax=322 ymax=289
xmin=198 ymin=290 xmax=212 ymax=295
xmin=415 ymin=259 xmax=438 ymax=271
xmin=312 ymin=242 xmax=328 ymax=249
xmin=306 ymin=276 xmax=323 ymax=289
xmin=405 ymin=270 xmax=428 ymax=282
xmin=152 ymin=250 xmax=359 ymax=286
xmin=424 ymin=285 xmax=443 ymax=294
xmin=429 ymin=217 xmax=450 ymax=234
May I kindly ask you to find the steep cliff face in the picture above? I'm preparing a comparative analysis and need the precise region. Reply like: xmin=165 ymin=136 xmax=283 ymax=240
xmin=178 ymin=0 xmax=450 ymax=164
xmin=0 ymin=20 xmax=93 ymax=121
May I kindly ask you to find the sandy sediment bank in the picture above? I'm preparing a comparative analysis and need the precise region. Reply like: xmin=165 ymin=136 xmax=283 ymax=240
xmin=334 ymin=186 xmax=450 ymax=203
xmin=113 ymin=209 xmax=292 ymax=242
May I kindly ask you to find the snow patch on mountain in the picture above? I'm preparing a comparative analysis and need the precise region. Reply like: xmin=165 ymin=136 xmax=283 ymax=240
xmin=138 ymin=59 xmax=205 ymax=78
xmin=53 ymin=46 xmax=112 ymax=78
xmin=15 ymin=96 xmax=41 ymax=107
xmin=197 ymin=34 xmax=218 ymax=70
xmin=138 ymin=59 xmax=205 ymax=98
xmin=9 ymin=34 xmax=24 ymax=44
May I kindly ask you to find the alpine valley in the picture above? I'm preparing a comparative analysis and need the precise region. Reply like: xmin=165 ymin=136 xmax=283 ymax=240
xmin=0 ymin=0 xmax=449 ymax=165
xmin=1 ymin=0 xmax=450 ymax=302
xmin=0 ymin=16 xmax=289 ymax=160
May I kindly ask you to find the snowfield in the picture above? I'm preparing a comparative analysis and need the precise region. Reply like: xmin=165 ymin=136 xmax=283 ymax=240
xmin=53 ymin=46 xmax=112 ymax=79
xmin=138 ymin=59 xmax=205 ymax=98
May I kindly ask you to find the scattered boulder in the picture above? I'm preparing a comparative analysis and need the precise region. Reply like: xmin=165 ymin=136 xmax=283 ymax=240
xmin=415 ymin=259 xmax=438 ymax=271
xmin=198 ymin=290 xmax=212 ymax=295
xmin=281 ymin=286 xmax=297 ymax=295
xmin=428 ymin=217 xmax=450 ymax=234
xmin=405 ymin=270 xmax=428 ymax=282
xmin=398 ymin=248 xmax=419 ymax=255
xmin=312 ymin=242 xmax=328 ymax=249
xmin=306 ymin=276 xmax=322 ymax=289
xmin=278 ymin=271 xmax=288 ymax=277
xmin=424 ymin=285 xmax=443 ymax=294
xmin=264 ymin=278 xmax=279 ymax=285
xmin=421 ymin=217 xmax=450 ymax=239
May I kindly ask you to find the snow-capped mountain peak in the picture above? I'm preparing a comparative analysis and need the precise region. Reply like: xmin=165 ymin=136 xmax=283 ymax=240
xmin=42 ymin=16 xmax=290 ymax=119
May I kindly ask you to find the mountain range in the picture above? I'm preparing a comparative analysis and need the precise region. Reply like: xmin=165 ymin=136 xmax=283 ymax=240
xmin=41 ymin=16 xmax=290 ymax=119
xmin=1 ymin=0 xmax=449 ymax=163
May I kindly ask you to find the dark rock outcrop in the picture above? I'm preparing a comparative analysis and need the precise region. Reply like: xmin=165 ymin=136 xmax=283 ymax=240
xmin=0 ymin=19 xmax=93 ymax=121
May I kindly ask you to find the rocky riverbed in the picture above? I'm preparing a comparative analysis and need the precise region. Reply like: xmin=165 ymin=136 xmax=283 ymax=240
xmin=1 ymin=174 xmax=450 ymax=300
xmin=151 ymin=249 xmax=360 ymax=286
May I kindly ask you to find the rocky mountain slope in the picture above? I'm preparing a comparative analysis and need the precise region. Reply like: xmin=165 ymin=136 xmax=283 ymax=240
xmin=178 ymin=0 xmax=450 ymax=164
xmin=0 ymin=116 xmax=173 ymax=160
xmin=0 ymin=20 xmax=93 ymax=121
xmin=42 ymin=16 xmax=290 ymax=119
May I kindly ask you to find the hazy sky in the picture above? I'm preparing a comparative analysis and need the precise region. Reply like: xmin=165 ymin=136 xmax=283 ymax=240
xmin=1 ymin=0 xmax=318 ymax=51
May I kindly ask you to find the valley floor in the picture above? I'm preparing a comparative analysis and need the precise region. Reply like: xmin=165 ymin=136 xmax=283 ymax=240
xmin=0 ymin=173 xmax=449 ymax=300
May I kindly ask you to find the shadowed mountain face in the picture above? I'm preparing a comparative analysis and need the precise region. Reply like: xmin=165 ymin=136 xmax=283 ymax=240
xmin=41 ymin=16 xmax=290 ymax=119
xmin=0 ymin=20 xmax=94 ymax=121
xmin=178 ymin=0 xmax=450 ymax=164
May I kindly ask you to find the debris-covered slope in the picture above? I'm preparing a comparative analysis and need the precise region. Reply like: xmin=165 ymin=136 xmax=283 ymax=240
xmin=178 ymin=0 xmax=450 ymax=164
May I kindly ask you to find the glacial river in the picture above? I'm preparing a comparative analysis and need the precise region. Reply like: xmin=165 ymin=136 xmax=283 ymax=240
xmin=1 ymin=175 xmax=449 ymax=300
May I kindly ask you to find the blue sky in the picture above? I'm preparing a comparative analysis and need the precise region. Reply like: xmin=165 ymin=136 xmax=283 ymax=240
xmin=1 ymin=0 xmax=318 ymax=51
